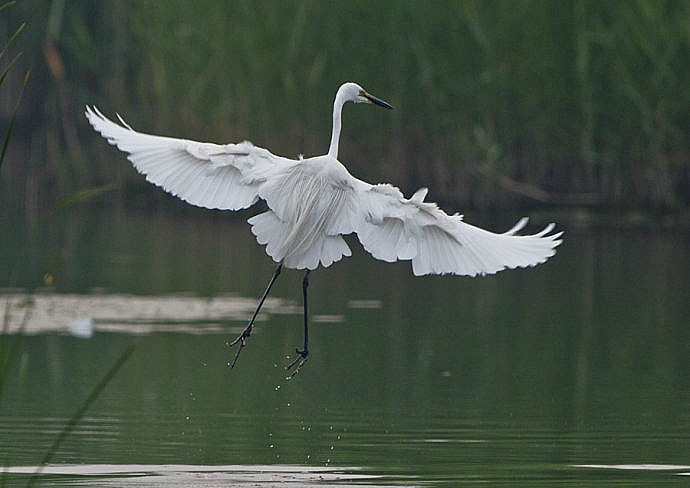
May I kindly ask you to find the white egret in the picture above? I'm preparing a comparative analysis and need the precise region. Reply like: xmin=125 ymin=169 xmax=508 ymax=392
xmin=86 ymin=82 xmax=562 ymax=377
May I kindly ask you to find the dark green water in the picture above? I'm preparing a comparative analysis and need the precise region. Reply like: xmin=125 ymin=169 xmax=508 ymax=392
xmin=1 ymin=204 xmax=689 ymax=486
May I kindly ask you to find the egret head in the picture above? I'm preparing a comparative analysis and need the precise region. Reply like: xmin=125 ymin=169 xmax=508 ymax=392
xmin=329 ymin=82 xmax=393 ymax=158
xmin=338 ymin=82 xmax=393 ymax=109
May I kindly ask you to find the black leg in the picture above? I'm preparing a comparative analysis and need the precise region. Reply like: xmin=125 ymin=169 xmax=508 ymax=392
xmin=301 ymin=269 xmax=310 ymax=353
xmin=228 ymin=262 xmax=282 ymax=367
xmin=286 ymin=269 xmax=310 ymax=377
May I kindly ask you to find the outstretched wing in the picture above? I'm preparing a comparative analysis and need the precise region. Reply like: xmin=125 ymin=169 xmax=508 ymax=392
xmin=85 ymin=106 xmax=295 ymax=210
xmin=352 ymin=183 xmax=562 ymax=276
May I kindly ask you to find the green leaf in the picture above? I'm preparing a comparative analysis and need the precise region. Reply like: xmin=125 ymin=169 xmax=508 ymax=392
xmin=26 ymin=341 xmax=137 ymax=487
xmin=42 ymin=183 xmax=116 ymax=221
xmin=0 ymin=69 xmax=29 ymax=171
xmin=0 ymin=22 xmax=24 ymax=60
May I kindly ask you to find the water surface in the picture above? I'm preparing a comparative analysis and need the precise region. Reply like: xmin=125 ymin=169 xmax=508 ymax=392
xmin=1 ymin=204 xmax=689 ymax=486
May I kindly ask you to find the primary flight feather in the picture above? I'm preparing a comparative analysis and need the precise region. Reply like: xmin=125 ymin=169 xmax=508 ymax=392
xmin=86 ymin=81 xmax=562 ymax=376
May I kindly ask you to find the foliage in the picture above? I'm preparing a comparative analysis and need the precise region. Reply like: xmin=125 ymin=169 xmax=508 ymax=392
xmin=24 ymin=341 xmax=137 ymax=487
xmin=0 ymin=2 xmax=28 ymax=415
xmin=2 ymin=0 xmax=690 ymax=210
xmin=0 ymin=2 xmax=27 ymax=172
xmin=1 ymin=7 xmax=131 ymax=485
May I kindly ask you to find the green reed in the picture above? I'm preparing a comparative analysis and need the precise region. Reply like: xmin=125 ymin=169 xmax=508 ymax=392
xmin=2 ymin=7 xmax=133 ymax=485
xmin=2 ymin=0 xmax=689 ymax=210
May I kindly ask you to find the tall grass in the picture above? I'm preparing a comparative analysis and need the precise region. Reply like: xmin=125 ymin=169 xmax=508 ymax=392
xmin=2 ymin=0 xmax=690 ymax=210
xmin=0 ymin=1 xmax=28 ymax=413
xmin=24 ymin=341 xmax=137 ymax=487
xmin=2 ymin=8 xmax=132 ymax=485
xmin=0 ymin=1 xmax=26 ymax=172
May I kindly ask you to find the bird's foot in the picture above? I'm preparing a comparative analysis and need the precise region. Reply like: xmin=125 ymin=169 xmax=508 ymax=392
xmin=285 ymin=348 xmax=309 ymax=379
xmin=227 ymin=326 xmax=252 ymax=368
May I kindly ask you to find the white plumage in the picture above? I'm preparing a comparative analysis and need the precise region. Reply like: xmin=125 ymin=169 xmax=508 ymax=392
xmin=85 ymin=83 xmax=561 ymax=278
xmin=86 ymin=82 xmax=562 ymax=375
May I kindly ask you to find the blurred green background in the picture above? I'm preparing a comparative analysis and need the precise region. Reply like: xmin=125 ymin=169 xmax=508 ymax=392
xmin=1 ymin=0 xmax=690 ymax=212
xmin=3 ymin=4 xmax=690 ymax=485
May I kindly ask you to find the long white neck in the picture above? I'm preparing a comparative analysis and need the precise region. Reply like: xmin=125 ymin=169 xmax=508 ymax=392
xmin=328 ymin=90 xmax=346 ymax=159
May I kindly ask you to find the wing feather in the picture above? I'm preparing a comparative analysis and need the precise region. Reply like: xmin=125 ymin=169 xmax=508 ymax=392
xmin=87 ymin=106 xmax=562 ymax=276
xmin=85 ymin=106 xmax=295 ymax=210
xmin=353 ymin=182 xmax=562 ymax=276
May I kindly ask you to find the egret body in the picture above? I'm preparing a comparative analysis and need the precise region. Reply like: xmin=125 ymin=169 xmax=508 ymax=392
xmin=86 ymin=82 xmax=562 ymax=376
